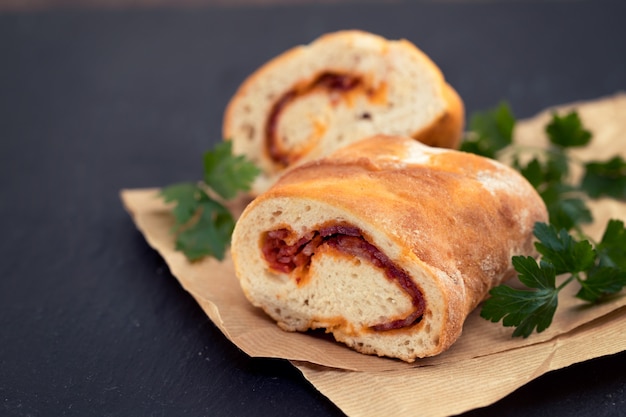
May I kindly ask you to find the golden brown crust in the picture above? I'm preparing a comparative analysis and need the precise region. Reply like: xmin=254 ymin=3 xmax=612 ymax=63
xmin=412 ymin=83 xmax=465 ymax=149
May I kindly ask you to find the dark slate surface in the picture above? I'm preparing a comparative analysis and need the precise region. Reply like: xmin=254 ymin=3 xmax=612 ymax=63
xmin=1 ymin=1 xmax=625 ymax=416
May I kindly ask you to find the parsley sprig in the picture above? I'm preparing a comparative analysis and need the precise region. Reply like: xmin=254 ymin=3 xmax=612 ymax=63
xmin=160 ymin=141 xmax=260 ymax=261
xmin=463 ymin=103 xmax=626 ymax=337
xmin=481 ymin=221 xmax=626 ymax=337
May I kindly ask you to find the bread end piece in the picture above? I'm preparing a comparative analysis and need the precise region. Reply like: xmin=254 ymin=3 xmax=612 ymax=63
xmin=223 ymin=30 xmax=465 ymax=195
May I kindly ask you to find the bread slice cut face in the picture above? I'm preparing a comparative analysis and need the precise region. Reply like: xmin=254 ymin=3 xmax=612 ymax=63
xmin=231 ymin=135 xmax=548 ymax=362
xmin=223 ymin=30 xmax=464 ymax=194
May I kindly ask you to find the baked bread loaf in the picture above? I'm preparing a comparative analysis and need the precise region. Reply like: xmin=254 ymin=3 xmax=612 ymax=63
xmin=231 ymin=135 xmax=548 ymax=362
xmin=223 ymin=30 xmax=464 ymax=195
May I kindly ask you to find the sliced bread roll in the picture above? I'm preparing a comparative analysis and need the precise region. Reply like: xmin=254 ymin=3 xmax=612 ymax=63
xmin=231 ymin=135 xmax=548 ymax=362
xmin=223 ymin=30 xmax=464 ymax=194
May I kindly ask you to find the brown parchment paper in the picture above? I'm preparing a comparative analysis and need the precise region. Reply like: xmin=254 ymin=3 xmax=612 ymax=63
xmin=121 ymin=93 xmax=626 ymax=416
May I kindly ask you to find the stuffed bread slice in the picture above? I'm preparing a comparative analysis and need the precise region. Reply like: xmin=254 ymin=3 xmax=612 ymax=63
xmin=223 ymin=30 xmax=464 ymax=195
xmin=231 ymin=135 xmax=548 ymax=362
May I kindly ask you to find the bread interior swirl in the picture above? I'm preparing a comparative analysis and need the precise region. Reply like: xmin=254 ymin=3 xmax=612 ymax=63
xmin=265 ymin=71 xmax=385 ymax=168
xmin=261 ymin=223 xmax=426 ymax=331
xmin=233 ymin=197 xmax=447 ymax=359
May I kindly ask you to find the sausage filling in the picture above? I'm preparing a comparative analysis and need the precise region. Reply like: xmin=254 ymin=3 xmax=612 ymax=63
xmin=261 ymin=224 xmax=425 ymax=331
xmin=265 ymin=72 xmax=362 ymax=168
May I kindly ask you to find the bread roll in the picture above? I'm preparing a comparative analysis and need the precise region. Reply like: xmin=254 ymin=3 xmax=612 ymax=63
xmin=223 ymin=30 xmax=464 ymax=195
xmin=231 ymin=135 xmax=548 ymax=362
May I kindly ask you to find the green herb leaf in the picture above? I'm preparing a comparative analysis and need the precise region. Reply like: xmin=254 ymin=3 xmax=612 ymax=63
xmin=543 ymin=150 xmax=570 ymax=184
xmin=161 ymin=141 xmax=260 ymax=261
xmin=174 ymin=194 xmax=235 ymax=261
xmin=203 ymin=141 xmax=261 ymax=200
xmin=518 ymin=157 xmax=544 ymax=189
xmin=576 ymin=266 xmax=626 ymax=303
xmin=533 ymin=222 xmax=596 ymax=274
xmin=161 ymin=183 xmax=204 ymax=227
xmin=518 ymin=152 xmax=570 ymax=191
xmin=161 ymin=184 xmax=235 ymax=261
xmin=539 ymin=184 xmax=593 ymax=231
xmin=460 ymin=102 xmax=515 ymax=158
xmin=516 ymin=149 xmax=586 ymax=231
xmin=513 ymin=255 xmax=557 ymax=290
xmin=581 ymin=156 xmax=626 ymax=200
xmin=596 ymin=219 xmax=626 ymax=270
xmin=546 ymin=111 xmax=592 ymax=148
xmin=480 ymin=256 xmax=558 ymax=337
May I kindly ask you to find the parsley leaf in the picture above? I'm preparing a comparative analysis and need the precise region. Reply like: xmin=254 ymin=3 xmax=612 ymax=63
xmin=480 ymin=256 xmax=558 ymax=338
xmin=596 ymin=219 xmax=626 ymax=270
xmin=160 ymin=141 xmax=259 ymax=261
xmin=511 ymin=122 xmax=595 ymax=232
xmin=460 ymin=102 xmax=515 ymax=158
xmin=517 ymin=153 xmax=592 ymax=231
xmin=546 ymin=111 xmax=592 ymax=148
xmin=160 ymin=184 xmax=236 ymax=261
xmin=581 ymin=156 xmax=626 ymax=200
xmin=518 ymin=157 xmax=543 ymax=189
xmin=174 ymin=195 xmax=235 ymax=261
xmin=203 ymin=141 xmax=261 ymax=200
xmin=482 ymin=219 xmax=626 ymax=337
xmin=514 ymin=256 xmax=557 ymax=290
xmin=517 ymin=153 xmax=569 ymax=191
xmin=161 ymin=183 xmax=204 ymax=226
xmin=533 ymin=222 xmax=596 ymax=274
xmin=539 ymin=184 xmax=593 ymax=232
xmin=576 ymin=266 xmax=626 ymax=303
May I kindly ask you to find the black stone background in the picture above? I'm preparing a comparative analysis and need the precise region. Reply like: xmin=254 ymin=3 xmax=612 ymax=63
xmin=1 ymin=1 xmax=625 ymax=416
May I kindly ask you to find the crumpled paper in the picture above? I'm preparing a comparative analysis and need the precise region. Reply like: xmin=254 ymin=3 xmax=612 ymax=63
xmin=121 ymin=93 xmax=626 ymax=416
